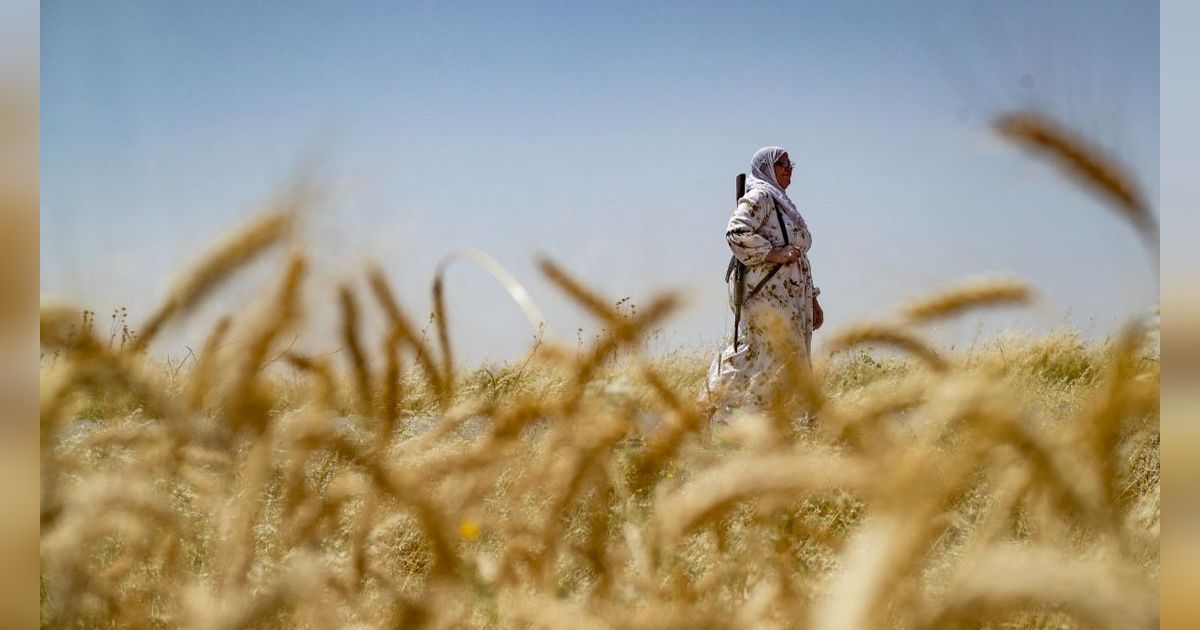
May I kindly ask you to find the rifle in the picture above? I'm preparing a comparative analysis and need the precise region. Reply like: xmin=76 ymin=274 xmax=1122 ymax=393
xmin=726 ymin=174 xmax=791 ymax=352
xmin=727 ymin=174 xmax=747 ymax=351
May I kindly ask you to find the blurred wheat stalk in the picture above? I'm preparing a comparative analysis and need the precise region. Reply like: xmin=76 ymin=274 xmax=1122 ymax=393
xmin=39 ymin=112 xmax=1159 ymax=629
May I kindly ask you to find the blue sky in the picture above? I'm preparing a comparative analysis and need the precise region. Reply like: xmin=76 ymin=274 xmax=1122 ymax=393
xmin=41 ymin=1 xmax=1159 ymax=363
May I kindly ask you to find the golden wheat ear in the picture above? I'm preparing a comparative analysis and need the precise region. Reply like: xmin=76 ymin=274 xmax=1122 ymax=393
xmin=824 ymin=322 xmax=947 ymax=371
xmin=994 ymin=111 xmax=1158 ymax=255
xmin=653 ymin=451 xmax=867 ymax=544
xmin=338 ymin=284 xmax=373 ymax=415
xmin=898 ymin=276 xmax=1033 ymax=324
xmin=367 ymin=266 xmax=447 ymax=403
xmin=134 ymin=207 xmax=296 ymax=350
xmin=537 ymin=256 xmax=622 ymax=325
xmin=40 ymin=301 xmax=88 ymax=349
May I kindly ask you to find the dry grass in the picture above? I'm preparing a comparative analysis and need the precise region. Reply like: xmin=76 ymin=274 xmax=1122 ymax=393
xmin=39 ymin=111 xmax=1159 ymax=628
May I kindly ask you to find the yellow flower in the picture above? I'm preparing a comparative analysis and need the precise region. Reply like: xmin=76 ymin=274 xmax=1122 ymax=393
xmin=458 ymin=520 xmax=481 ymax=541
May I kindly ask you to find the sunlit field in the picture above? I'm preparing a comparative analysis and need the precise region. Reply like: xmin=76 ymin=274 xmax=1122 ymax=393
xmin=40 ymin=112 xmax=1159 ymax=629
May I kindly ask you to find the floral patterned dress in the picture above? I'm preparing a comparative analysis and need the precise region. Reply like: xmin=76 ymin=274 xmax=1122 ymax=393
xmin=705 ymin=187 xmax=819 ymax=413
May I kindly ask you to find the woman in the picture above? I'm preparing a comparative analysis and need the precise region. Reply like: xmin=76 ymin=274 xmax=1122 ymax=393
xmin=704 ymin=146 xmax=823 ymax=417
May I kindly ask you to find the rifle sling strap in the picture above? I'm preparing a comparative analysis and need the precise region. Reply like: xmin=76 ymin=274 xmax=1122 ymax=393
xmin=732 ymin=200 xmax=791 ymax=351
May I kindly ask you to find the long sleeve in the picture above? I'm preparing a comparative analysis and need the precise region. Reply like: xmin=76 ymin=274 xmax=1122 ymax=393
xmin=725 ymin=193 xmax=774 ymax=266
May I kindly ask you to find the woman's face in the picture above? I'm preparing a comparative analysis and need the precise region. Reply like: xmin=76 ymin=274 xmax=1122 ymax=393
xmin=773 ymin=153 xmax=793 ymax=189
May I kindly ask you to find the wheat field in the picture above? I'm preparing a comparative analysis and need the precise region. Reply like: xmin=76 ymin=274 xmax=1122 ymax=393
xmin=39 ymin=112 xmax=1159 ymax=629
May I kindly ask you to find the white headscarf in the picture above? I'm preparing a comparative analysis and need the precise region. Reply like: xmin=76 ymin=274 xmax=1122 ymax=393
xmin=746 ymin=146 xmax=798 ymax=217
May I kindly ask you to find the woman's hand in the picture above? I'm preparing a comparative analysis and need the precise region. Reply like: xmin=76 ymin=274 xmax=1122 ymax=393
xmin=764 ymin=244 xmax=802 ymax=265
xmin=812 ymin=296 xmax=824 ymax=330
